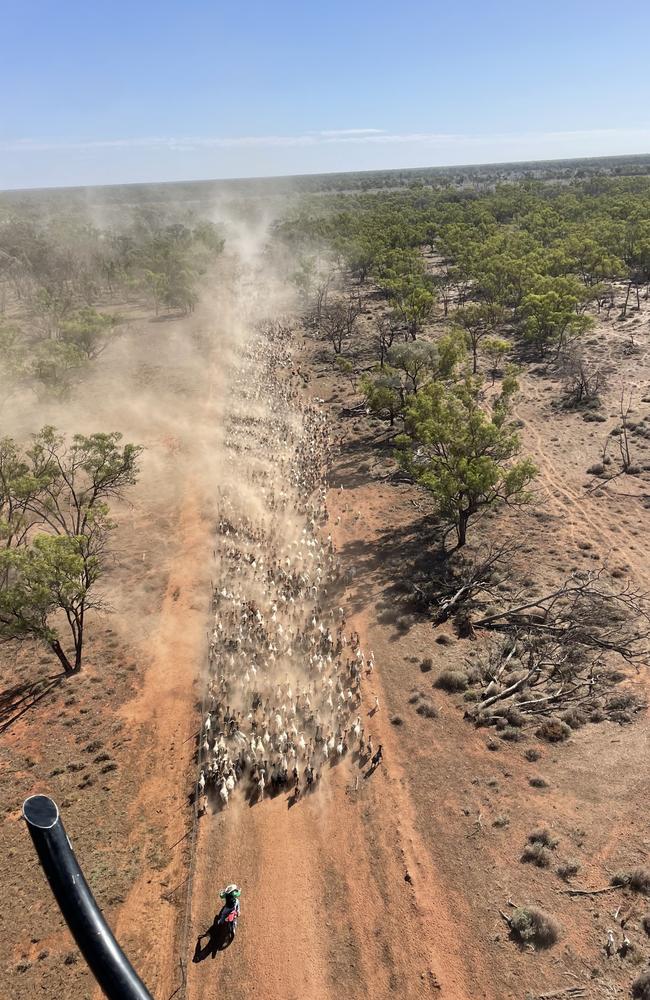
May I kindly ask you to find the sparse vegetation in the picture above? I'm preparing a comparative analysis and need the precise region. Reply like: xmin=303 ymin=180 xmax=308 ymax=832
xmin=509 ymin=906 xmax=560 ymax=948
xmin=415 ymin=699 xmax=438 ymax=719
xmin=631 ymin=970 xmax=650 ymax=1000
xmin=557 ymin=860 xmax=581 ymax=881
xmin=521 ymin=843 xmax=553 ymax=868
xmin=611 ymin=870 xmax=650 ymax=895
xmin=528 ymin=828 xmax=559 ymax=849
xmin=434 ymin=669 xmax=468 ymax=692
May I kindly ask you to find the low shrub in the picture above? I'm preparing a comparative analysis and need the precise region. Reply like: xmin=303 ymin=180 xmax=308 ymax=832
xmin=510 ymin=906 xmax=560 ymax=948
xmin=500 ymin=726 xmax=522 ymax=742
xmin=416 ymin=699 xmax=438 ymax=719
xmin=611 ymin=870 xmax=650 ymax=894
xmin=506 ymin=706 xmax=525 ymax=727
xmin=529 ymin=776 xmax=549 ymax=788
xmin=642 ymin=914 xmax=650 ymax=935
xmin=420 ymin=658 xmax=433 ymax=673
xmin=435 ymin=633 xmax=454 ymax=646
xmin=524 ymin=747 xmax=541 ymax=762
xmin=435 ymin=669 xmax=468 ymax=692
xmin=536 ymin=717 xmax=572 ymax=742
xmin=631 ymin=870 xmax=650 ymax=895
xmin=560 ymin=706 xmax=588 ymax=730
xmin=557 ymin=860 xmax=580 ymax=881
xmin=528 ymin=828 xmax=558 ymax=848
xmin=493 ymin=814 xmax=509 ymax=828
xmin=631 ymin=971 xmax=650 ymax=1000
xmin=606 ymin=692 xmax=637 ymax=711
xmin=521 ymin=843 xmax=553 ymax=868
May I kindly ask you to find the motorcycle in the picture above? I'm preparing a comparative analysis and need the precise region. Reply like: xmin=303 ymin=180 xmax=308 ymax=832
xmin=217 ymin=884 xmax=241 ymax=945
xmin=217 ymin=904 xmax=238 ymax=944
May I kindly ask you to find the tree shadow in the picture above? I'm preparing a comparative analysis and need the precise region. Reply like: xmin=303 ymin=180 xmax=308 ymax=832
xmin=337 ymin=513 xmax=448 ymax=638
xmin=0 ymin=673 xmax=65 ymax=735
xmin=192 ymin=911 xmax=234 ymax=962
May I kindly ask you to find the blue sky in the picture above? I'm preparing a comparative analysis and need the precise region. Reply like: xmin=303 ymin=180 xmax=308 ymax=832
xmin=2 ymin=0 xmax=650 ymax=189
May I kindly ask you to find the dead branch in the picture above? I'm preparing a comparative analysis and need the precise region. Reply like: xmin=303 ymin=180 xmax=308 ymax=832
xmin=457 ymin=568 xmax=648 ymax=728
xmin=432 ymin=539 xmax=522 ymax=621
xmin=560 ymin=885 xmax=619 ymax=897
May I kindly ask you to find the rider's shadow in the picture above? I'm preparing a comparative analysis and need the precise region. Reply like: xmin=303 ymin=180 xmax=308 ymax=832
xmin=192 ymin=911 xmax=234 ymax=961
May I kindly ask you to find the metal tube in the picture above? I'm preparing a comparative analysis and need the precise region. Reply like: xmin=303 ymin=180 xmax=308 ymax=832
xmin=22 ymin=794 xmax=154 ymax=1000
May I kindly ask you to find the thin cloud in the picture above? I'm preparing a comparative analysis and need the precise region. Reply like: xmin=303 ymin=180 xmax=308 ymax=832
xmin=310 ymin=128 xmax=385 ymax=137
xmin=2 ymin=127 xmax=650 ymax=155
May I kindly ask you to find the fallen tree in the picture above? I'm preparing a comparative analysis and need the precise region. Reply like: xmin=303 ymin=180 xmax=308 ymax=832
xmin=433 ymin=566 xmax=649 ymax=731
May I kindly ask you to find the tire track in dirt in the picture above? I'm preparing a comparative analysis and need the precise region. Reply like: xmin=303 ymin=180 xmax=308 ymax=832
xmin=328 ymin=490 xmax=497 ymax=1000
xmin=523 ymin=419 xmax=650 ymax=583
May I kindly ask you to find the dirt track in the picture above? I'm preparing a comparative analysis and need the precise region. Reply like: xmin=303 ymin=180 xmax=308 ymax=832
xmin=186 ymin=502 xmax=481 ymax=1000
xmin=164 ymin=304 xmax=650 ymax=1000
xmin=168 ymin=287 xmax=493 ymax=1000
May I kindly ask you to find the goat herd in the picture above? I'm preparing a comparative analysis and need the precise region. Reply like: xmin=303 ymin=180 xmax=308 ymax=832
xmin=195 ymin=321 xmax=380 ymax=816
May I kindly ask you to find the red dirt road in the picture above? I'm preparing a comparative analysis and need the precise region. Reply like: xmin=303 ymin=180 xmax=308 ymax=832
xmin=186 ymin=483 xmax=485 ymax=1000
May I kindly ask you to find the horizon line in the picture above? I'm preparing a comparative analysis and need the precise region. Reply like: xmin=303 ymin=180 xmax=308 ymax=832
xmin=1 ymin=148 xmax=649 ymax=197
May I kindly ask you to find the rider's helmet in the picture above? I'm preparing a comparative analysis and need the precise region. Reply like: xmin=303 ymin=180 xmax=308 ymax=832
xmin=220 ymin=883 xmax=241 ymax=901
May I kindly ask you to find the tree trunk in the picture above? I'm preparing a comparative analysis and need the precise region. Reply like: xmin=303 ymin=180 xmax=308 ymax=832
xmin=457 ymin=509 xmax=469 ymax=548
xmin=74 ymin=607 xmax=84 ymax=673
xmin=622 ymin=282 xmax=631 ymax=318
xmin=50 ymin=639 xmax=75 ymax=675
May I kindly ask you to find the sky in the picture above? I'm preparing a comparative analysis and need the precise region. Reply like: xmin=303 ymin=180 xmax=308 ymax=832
xmin=2 ymin=0 xmax=650 ymax=190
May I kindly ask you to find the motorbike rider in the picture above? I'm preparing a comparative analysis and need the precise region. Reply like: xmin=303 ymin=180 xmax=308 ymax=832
xmin=218 ymin=884 xmax=241 ymax=934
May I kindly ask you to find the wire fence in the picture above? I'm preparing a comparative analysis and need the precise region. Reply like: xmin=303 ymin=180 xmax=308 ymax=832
xmin=167 ymin=577 xmax=215 ymax=1000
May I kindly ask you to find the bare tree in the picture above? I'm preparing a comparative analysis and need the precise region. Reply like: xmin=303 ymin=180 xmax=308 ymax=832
xmin=562 ymin=352 xmax=607 ymax=408
xmin=319 ymin=294 xmax=362 ymax=355
xmin=375 ymin=312 xmax=401 ymax=367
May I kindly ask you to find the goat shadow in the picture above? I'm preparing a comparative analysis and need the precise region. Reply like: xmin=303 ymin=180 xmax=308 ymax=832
xmin=192 ymin=911 xmax=234 ymax=961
